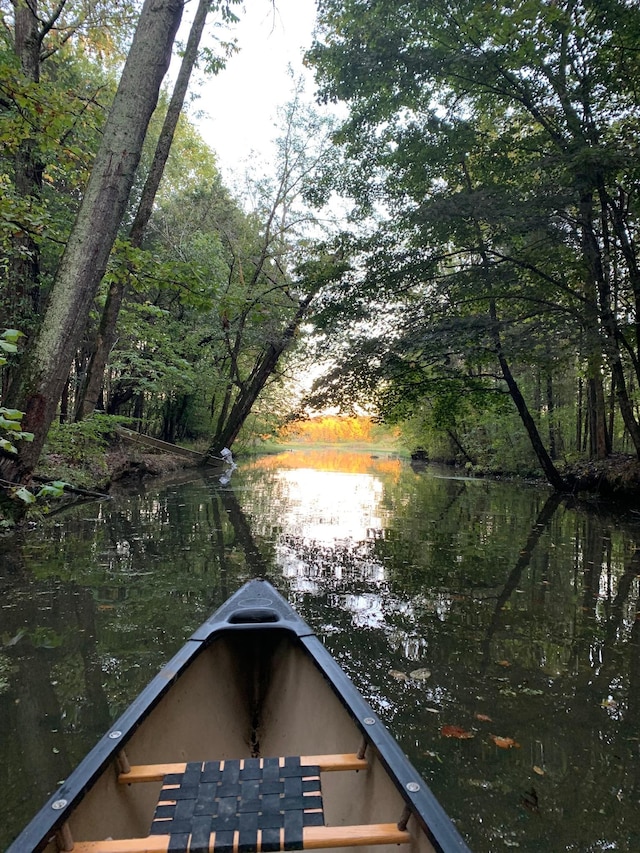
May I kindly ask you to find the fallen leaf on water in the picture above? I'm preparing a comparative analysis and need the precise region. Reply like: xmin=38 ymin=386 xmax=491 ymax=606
xmin=409 ymin=667 xmax=431 ymax=681
xmin=497 ymin=659 xmax=511 ymax=667
xmin=474 ymin=713 xmax=492 ymax=722
xmin=389 ymin=669 xmax=409 ymax=682
xmin=490 ymin=734 xmax=521 ymax=749
xmin=425 ymin=707 xmax=440 ymax=714
xmin=532 ymin=765 xmax=545 ymax=776
xmin=441 ymin=724 xmax=474 ymax=739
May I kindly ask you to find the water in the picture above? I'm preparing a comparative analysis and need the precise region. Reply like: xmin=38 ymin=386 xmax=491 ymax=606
xmin=2 ymin=449 xmax=640 ymax=851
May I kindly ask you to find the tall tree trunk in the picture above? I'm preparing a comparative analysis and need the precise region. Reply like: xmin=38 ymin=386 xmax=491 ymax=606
xmin=587 ymin=373 xmax=609 ymax=460
xmin=576 ymin=377 xmax=583 ymax=453
xmin=0 ymin=0 xmax=184 ymax=486
xmin=75 ymin=278 xmax=125 ymax=420
xmin=578 ymin=191 xmax=610 ymax=460
xmin=608 ymin=369 xmax=616 ymax=451
xmin=600 ymin=184 xmax=640 ymax=384
xmin=611 ymin=360 xmax=640 ymax=458
xmin=546 ymin=369 xmax=556 ymax=460
xmin=75 ymin=0 xmax=211 ymax=420
xmin=10 ymin=0 xmax=43 ymax=335
xmin=579 ymin=188 xmax=640 ymax=457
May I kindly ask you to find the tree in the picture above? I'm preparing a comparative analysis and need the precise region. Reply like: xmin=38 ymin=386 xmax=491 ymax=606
xmin=202 ymin=95 xmax=345 ymax=453
xmin=0 ymin=0 xmax=185 ymax=487
xmin=306 ymin=0 xmax=640 ymax=475
xmin=1 ymin=0 xmax=136 ymax=336
xmin=74 ymin=0 xmax=240 ymax=421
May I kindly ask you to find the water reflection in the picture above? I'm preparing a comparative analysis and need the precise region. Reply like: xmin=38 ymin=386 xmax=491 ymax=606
xmin=2 ymin=451 xmax=640 ymax=852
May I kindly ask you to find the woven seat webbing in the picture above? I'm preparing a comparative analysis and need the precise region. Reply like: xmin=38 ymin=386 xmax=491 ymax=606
xmin=150 ymin=756 xmax=324 ymax=853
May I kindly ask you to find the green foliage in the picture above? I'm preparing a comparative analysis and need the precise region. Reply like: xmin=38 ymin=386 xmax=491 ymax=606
xmin=36 ymin=481 xmax=69 ymax=499
xmin=97 ymin=92 xmax=339 ymax=449
xmin=44 ymin=414 xmax=129 ymax=465
xmin=0 ymin=36 xmax=120 ymax=331
xmin=0 ymin=329 xmax=68 ymax=515
xmin=39 ymin=414 xmax=128 ymax=491
xmin=0 ymin=330 xmax=33 ymax=455
xmin=303 ymin=0 xmax=640 ymax=473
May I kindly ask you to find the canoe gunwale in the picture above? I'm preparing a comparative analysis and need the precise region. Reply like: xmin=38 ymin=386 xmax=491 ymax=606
xmin=297 ymin=632 xmax=469 ymax=853
xmin=7 ymin=579 xmax=470 ymax=853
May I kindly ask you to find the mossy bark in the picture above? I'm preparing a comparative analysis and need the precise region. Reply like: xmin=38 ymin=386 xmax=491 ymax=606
xmin=76 ymin=0 xmax=211 ymax=420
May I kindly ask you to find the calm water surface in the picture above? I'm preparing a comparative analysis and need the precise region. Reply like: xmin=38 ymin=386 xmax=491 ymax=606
xmin=2 ymin=449 xmax=640 ymax=851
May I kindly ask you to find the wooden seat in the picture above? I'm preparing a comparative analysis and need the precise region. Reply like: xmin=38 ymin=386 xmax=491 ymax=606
xmin=71 ymin=824 xmax=410 ymax=852
xmin=69 ymin=754 xmax=411 ymax=853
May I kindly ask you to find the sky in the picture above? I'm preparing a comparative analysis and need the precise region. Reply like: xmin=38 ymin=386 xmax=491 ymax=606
xmin=192 ymin=0 xmax=319 ymax=179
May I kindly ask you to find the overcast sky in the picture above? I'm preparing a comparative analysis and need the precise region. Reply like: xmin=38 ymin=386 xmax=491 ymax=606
xmin=192 ymin=0 xmax=318 ymax=178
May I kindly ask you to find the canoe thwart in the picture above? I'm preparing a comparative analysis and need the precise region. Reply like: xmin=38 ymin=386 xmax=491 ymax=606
xmin=118 ymin=753 xmax=369 ymax=784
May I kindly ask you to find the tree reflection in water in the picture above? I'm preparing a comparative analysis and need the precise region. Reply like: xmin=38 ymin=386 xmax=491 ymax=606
xmin=2 ymin=450 xmax=640 ymax=852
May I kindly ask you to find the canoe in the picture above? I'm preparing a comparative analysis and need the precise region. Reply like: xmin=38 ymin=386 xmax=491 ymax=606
xmin=9 ymin=579 xmax=470 ymax=853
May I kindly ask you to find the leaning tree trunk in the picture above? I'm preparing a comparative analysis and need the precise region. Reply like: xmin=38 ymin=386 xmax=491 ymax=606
xmin=207 ymin=294 xmax=316 ymax=455
xmin=75 ymin=0 xmax=211 ymax=421
xmin=460 ymin=159 xmax=567 ymax=490
xmin=0 ymin=0 xmax=184 ymax=485
xmin=488 ymin=298 xmax=568 ymax=492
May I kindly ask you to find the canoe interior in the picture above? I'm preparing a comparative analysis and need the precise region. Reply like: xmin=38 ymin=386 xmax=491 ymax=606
xmin=39 ymin=628 xmax=438 ymax=853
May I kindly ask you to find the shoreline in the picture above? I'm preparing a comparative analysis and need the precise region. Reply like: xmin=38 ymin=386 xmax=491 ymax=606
xmin=3 ymin=441 xmax=638 ymax=530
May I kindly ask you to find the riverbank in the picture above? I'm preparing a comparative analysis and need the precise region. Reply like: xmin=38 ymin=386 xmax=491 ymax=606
xmin=40 ymin=439 xmax=640 ymax=501
xmin=3 ymin=438 xmax=638 ymax=530
xmin=427 ymin=452 xmax=640 ymax=501
xmin=35 ymin=441 xmax=199 ymax=496
xmin=563 ymin=453 xmax=640 ymax=500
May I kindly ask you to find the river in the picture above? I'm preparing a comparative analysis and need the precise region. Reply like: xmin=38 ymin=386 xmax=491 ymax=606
xmin=2 ymin=449 xmax=640 ymax=851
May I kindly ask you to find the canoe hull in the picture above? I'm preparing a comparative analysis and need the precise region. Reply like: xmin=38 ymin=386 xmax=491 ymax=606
xmin=9 ymin=580 xmax=470 ymax=853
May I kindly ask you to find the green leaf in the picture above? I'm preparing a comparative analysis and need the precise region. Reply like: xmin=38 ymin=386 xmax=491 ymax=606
xmin=14 ymin=487 xmax=36 ymax=504
xmin=0 ymin=438 xmax=17 ymax=454
xmin=0 ymin=416 xmax=22 ymax=431
xmin=0 ymin=408 xmax=24 ymax=421
xmin=0 ymin=341 xmax=17 ymax=353
xmin=37 ymin=482 xmax=67 ymax=498
xmin=1 ymin=330 xmax=24 ymax=343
